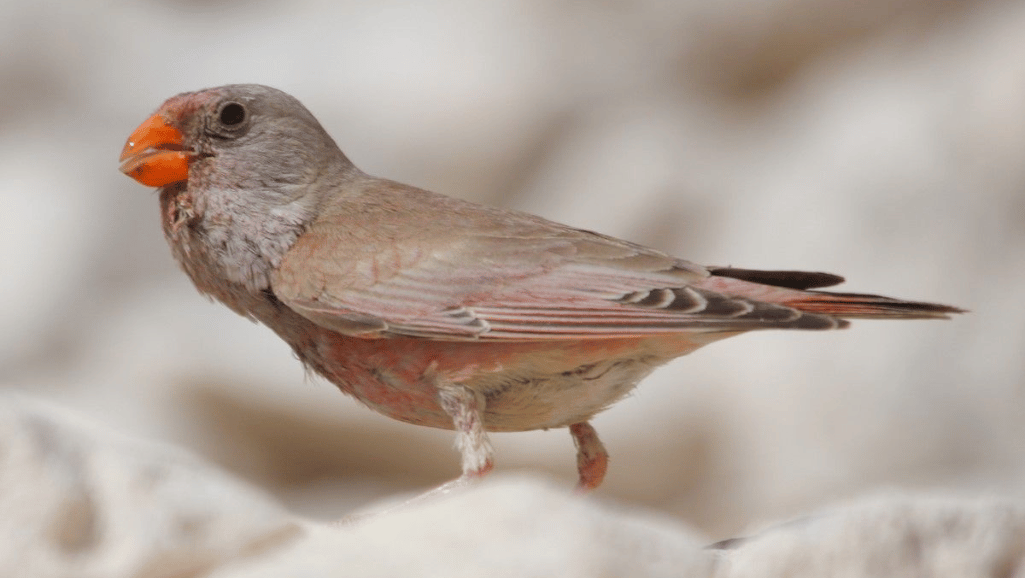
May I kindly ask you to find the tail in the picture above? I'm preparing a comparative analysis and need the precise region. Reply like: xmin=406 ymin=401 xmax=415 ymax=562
xmin=702 ymin=267 xmax=965 ymax=322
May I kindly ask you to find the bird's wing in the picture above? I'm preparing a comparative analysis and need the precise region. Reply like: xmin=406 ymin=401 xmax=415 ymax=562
xmin=271 ymin=185 xmax=839 ymax=340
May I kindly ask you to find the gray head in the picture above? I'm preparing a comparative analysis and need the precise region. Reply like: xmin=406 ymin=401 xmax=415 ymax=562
xmin=120 ymin=84 xmax=359 ymax=291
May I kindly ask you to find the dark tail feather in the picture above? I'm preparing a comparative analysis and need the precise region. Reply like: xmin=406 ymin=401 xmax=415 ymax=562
xmin=783 ymin=291 xmax=966 ymax=320
xmin=708 ymin=267 xmax=845 ymax=290
xmin=707 ymin=266 xmax=965 ymax=320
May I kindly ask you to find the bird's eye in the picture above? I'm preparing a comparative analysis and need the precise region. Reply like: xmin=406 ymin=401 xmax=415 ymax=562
xmin=219 ymin=102 xmax=247 ymax=126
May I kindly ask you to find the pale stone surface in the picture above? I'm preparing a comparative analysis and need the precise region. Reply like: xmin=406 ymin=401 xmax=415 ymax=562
xmin=214 ymin=480 xmax=711 ymax=578
xmin=0 ymin=395 xmax=299 ymax=578
xmin=0 ymin=395 xmax=711 ymax=577
xmin=716 ymin=495 xmax=1025 ymax=578
xmin=3 ymin=396 xmax=1025 ymax=577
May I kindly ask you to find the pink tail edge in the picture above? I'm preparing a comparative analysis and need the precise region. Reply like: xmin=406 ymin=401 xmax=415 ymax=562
xmin=698 ymin=267 xmax=965 ymax=321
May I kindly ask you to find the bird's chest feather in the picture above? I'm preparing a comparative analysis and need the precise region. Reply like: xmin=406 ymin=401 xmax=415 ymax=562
xmin=159 ymin=185 xmax=304 ymax=307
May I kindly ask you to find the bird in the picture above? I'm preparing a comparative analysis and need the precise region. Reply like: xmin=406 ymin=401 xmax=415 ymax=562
xmin=119 ymin=84 xmax=962 ymax=491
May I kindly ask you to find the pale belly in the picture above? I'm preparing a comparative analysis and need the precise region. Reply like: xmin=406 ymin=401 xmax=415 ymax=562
xmin=300 ymin=330 xmax=734 ymax=432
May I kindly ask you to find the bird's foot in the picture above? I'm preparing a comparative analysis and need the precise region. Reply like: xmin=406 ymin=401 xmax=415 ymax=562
xmin=570 ymin=421 xmax=608 ymax=492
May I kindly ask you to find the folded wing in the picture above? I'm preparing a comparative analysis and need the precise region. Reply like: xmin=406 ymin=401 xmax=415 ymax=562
xmin=271 ymin=194 xmax=847 ymax=340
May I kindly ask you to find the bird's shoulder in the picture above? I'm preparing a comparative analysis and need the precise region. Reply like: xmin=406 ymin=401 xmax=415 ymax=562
xmin=271 ymin=175 xmax=706 ymax=306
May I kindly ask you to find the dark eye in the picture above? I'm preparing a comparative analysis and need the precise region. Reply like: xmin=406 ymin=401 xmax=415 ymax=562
xmin=219 ymin=102 xmax=246 ymax=126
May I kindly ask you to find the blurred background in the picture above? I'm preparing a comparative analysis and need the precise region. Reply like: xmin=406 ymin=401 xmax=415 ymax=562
xmin=1 ymin=0 xmax=1023 ymax=539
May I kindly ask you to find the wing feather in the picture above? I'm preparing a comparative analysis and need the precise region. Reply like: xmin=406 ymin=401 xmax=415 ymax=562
xmin=271 ymin=181 xmax=839 ymax=340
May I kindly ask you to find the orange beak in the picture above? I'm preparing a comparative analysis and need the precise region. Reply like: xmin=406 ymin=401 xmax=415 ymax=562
xmin=119 ymin=114 xmax=193 ymax=187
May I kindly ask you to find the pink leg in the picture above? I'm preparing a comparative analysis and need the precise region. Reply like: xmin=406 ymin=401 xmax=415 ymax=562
xmin=570 ymin=422 xmax=608 ymax=491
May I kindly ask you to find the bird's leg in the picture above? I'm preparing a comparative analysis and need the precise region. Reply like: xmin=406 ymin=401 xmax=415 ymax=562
xmin=437 ymin=382 xmax=495 ymax=482
xmin=570 ymin=421 xmax=608 ymax=491
xmin=336 ymin=381 xmax=492 ymax=523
